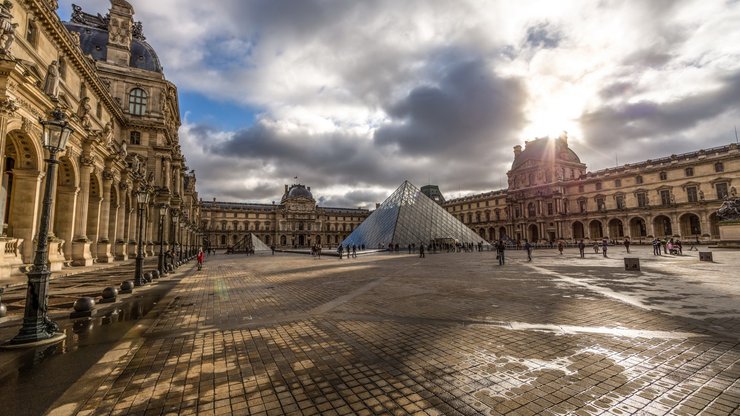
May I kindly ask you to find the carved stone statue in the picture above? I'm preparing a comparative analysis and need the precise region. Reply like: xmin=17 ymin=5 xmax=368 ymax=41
xmin=43 ymin=60 xmax=61 ymax=98
xmin=717 ymin=198 xmax=740 ymax=221
xmin=699 ymin=190 xmax=705 ymax=201
xmin=0 ymin=0 xmax=17 ymax=55
xmin=102 ymin=120 xmax=113 ymax=146
xmin=77 ymin=96 xmax=92 ymax=129
xmin=732 ymin=186 xmax=737 ymax=197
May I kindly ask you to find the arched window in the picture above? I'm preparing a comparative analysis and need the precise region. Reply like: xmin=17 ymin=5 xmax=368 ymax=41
xmin=129 ymin=88 xmax=148 ymax=115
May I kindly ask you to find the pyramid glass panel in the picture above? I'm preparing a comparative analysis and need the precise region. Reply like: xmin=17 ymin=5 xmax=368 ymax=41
xmin=342 ymin=181 xmax=490 ymax=248
xmin=250 ymin=233 xmax=272 ymax=251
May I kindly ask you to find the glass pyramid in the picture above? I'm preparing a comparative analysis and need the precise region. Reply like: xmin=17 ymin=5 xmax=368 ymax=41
xmin=250 ymin=233 xmax=272 ymax=251
xmin=341 ymin=181 xmax=491 ymax=249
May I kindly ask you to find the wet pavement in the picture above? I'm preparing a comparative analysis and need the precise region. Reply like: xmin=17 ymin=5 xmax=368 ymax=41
xmin=4 ymin=247 xmax=740 ymax=415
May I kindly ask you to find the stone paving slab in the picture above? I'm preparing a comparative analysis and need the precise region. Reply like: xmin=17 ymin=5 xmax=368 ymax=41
xmin=44 ymin=247 xmax=740 ymax=415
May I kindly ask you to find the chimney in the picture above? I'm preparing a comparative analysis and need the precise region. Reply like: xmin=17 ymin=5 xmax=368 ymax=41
xmin=376 ymin=203 xmax=380 ymax=209
xmin=513 ymin=145 xmax=522 ymax=157
xmin=106 ymin=0 xmax=135 ymax=66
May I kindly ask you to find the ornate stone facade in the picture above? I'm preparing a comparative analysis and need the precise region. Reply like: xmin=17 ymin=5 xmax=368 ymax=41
xmin=201 ymin=184 xmax=369 ymax=249
xmin=0 ymin=0 xmax=199 ymax=280
xmin=444 ymin=136 xmax=739 ymax=243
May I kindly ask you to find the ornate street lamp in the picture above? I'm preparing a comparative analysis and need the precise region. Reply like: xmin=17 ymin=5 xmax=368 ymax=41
xmin=170 ymin=210 xmax=179 ymax=268
xmin=134 ymin=188 xmax=150 ymax=286
xmin=157 ymin=204 xmax=168 ymax=276
xmin=179 ymin=218 xmax=186 ymax=261
xmin=8 ymin=109 xmax=73 ymax=346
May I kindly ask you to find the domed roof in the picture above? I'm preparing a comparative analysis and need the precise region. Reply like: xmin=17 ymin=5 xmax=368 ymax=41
xmin=511 ymin=137 xmax=581 ymax=171
xmin=287 ymin=184 xmax=313 ymax=200
xmin=64 ymin=22 xmax=162 ymax=73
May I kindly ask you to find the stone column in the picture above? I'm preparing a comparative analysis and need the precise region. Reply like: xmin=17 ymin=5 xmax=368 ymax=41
xmin=96 ymin=172 xmax=114 ymax=262
xmin=115 ymin=184 xmax=129 ymax=260
xmin=72 ymin=156 xmax=94 ymax=266
xmin=54 ymin=186 xmax=79 ymax=262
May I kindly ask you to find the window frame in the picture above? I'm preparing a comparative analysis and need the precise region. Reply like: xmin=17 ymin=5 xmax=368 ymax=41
xmin=128 ymin=88 xmax=148 ymax=116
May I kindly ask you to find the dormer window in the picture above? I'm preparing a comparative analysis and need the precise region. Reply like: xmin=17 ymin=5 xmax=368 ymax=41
xmin=129 ymin=88 xmax=148 ymax=115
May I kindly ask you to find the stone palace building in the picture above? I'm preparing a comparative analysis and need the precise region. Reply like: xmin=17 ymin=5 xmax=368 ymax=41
xmin=444 ymin=135 xmax=739 ymax=244
xmin=0 ymin=0 xmax=200 ymax=280
xmin=201 ymin=184 xmax=369 ymax=249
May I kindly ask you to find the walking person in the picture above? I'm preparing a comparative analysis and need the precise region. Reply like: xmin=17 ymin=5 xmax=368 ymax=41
xmin=557 ymin=240 xmax=564 ymax=255
xmin=497 ymin=239 xmax=505 ymax=265
xmin=524 ymin=240 xmax=532 ymax=262
xmin=602 ymin=238 xmax=608 ymax=257
xmin=337 ymin=245 xmax=343 ymax=260
xmin=197 ymin=249 xmax=205 ymax=270
xmin=419 ymin=243 xmax=425 ymax=258
xmin=352 ymin=245 xmax=357 ymax=258
xmin=578 ymin=240 xmax=585 ymax=258
xmin=270 ymin=244 xmax=275 ymax=255
xmin=624 ymin=238 xmax=630 ymax=254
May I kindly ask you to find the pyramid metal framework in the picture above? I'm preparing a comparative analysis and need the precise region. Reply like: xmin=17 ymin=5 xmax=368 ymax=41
xmin=249 ymin=233 xmax=272 ymax=251
xmin=341 ymin=181 xmax=490 ymax=248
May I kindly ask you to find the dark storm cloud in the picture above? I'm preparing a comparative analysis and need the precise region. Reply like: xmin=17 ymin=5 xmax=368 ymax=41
xmin=318 ymin=189 xmax=389 ymax=209
xmin=374 ymin=58 xmax=526 ymax=156
xmin=581 ymin=70 xmax=740 ymax=153
xmin=524 ymin=22 xmax=562 ymax=49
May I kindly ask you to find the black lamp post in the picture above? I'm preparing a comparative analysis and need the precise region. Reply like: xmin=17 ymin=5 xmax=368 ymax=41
xmin=8 ymin=109 xmax=73 ymax=345
xmin=157 ymin=204 xmax=168 ymax=276
xmin=170 ymin=211 xmax=178 ymax=268
xmin=179 ymin=218 xmax=186 ymax=261
xmin=134 ymin=188 xmax=150 ymax=286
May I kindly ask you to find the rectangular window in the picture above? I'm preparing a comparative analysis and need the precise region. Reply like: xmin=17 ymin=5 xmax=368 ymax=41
xmin=636 ymin=175 xmax=643 ymax=184
xmin=687 ymin=186 xmax=698 ymax=203
xmin=596 ymin=182 xmax=602 ymax=191
xmin=129 ymin=131 xmax=141 ymax=145
xmin=660 ymin=189 xmax=671 ymax=206
xmin=715 ymin=162 xmax=724 ymax=173
xmin=579 ymin=200 xmax=586 ymax=213
xmin=578 ymin=185 xmax=584 ymax=193
xmin=717 ymin=183 xmax=729 ymax=199
xmin=685 ymin=167 xmax=694 ymax=177
xmin=637 ymin=193 xmax=648 ymax=208
xmin=547 ymin=203 xmax=553 ymax=216
xmin=615 ymin=179 xmax=621 ymax=187
xmin=616 ymin=196 xmax=625 ymax=209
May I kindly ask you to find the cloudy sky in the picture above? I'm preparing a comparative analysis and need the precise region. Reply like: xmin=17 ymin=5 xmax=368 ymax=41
xmin=58 ymin=0 xmax=740 ymax=208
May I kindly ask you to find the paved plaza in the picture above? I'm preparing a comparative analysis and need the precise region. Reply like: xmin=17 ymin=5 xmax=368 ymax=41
xmin=5 ymin=246 xmax=740 ymax=415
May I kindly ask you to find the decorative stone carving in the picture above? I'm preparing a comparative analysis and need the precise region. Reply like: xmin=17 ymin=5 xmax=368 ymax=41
xmin=77 ymin=96 xmax=92 ymax=129
xmin=80 ymin=154 xmax=95 ymax=167
xmin=717 ymin=198 xmax=740 ymax=221
xmin=102 ymin=170 xmax=115 ymax=182
xmin=102 ymin=120 xmax=113 ymax=146
xmin=132 ymin=21 xmax=145 ymax=40
xmin=0 ymin=0 xmax=17 ymax=56
xmin=43 ymin=60 xmax=61 ymax=98
xmin=0 ymin=96 xmax=17 ymax=115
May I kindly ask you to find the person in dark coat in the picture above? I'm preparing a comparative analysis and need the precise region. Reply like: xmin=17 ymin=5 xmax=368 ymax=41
xmin=497 ymin=240 xmax=505 ymax=265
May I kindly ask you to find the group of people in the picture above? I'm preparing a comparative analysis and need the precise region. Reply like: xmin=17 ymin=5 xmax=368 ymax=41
xmin=337 ymin=244 xmax=359 ymax=259
xmin=652 ymin=238 xmax=683 ymax=256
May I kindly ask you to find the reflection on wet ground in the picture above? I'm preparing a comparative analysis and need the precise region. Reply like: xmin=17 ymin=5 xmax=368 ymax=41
xmin=0 ymin=270 xmax=181 ymax=416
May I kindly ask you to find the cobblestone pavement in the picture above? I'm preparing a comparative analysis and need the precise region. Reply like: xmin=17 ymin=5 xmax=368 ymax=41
xmin=46 ymin=247 xmax=740 ymax=415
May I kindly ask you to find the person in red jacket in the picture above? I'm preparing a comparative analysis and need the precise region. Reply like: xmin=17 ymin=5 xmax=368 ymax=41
xmin=197 ymin=249 xmax=205 ymax=270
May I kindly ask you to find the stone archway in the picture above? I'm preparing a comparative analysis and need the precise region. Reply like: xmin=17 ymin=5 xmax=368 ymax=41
xmin=629 ymin=217 xmax=647 ymax=238
xmin=653 ymin=215 xmax=673 ymax=237
xmin=488 ymin=227 xmax=495 ymax=241
xmin=572 ymin=221 xmax=585 ymax=239
xmin=679 ymin=213 xmax=701 ymax=237
xmin=3 ymin=129 xmax=44 ymax=262
xmin=528 ymin=224 xmax=539 ymax=242
xmin=52 ymin=155 xmax=79 ymax=262
xmin=498 ymin=226 xmax=507 ymax=240
xmin=589 ymin=220 xmax=603 ymax=239
xmin=608 ymin=218 xmax=624 ymax=238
